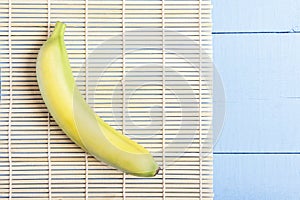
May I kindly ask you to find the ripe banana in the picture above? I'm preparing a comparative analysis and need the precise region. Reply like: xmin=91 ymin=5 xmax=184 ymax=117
xmin=36 ymin=21 xmax=160 ymax=177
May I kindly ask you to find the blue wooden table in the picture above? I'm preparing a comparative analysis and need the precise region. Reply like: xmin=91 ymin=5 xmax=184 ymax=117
xmin=213 ymin=0 xmax=300 ymax=199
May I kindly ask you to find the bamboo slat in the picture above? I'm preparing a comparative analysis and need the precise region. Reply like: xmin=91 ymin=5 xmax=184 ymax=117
xmin=0 ymin=0 xmax=212 ymax=199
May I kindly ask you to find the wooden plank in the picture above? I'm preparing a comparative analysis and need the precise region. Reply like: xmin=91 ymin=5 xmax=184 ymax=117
xmin=214 ymin=154 xmax=300 ymax=200
xmin=214 ymin=34 xmax=300 ymax=152
xmin=212 ymin=0 xmax=300 ymax=32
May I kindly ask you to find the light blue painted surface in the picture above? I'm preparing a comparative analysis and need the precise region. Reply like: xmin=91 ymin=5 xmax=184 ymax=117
xmin=214 ymin=154 xmax=300 ymax=200
xmin=212 ymin=0 xmax=300 ymax=199
xmin=212 ymin=0 xmax=300 ymax=32
xmin=213 ymin=34 xmax=300 ymax=152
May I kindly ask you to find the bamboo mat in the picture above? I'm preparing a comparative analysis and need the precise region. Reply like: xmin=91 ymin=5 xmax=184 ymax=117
xmin=0 ymin=0 xmax=213 ymax=199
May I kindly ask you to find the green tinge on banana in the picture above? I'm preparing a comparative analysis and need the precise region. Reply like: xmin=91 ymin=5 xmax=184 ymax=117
xmin=36 ymin=21 xmax=160 ymax=177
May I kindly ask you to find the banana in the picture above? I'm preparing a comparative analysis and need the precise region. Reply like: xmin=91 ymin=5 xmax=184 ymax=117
xmin=36 ymin=21 xmax=160 ymax=177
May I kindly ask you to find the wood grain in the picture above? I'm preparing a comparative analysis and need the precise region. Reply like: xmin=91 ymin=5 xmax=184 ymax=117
xmin=213 ymin=34 xmax=300 ymax=152
xmin=212 ymin=0 xmax=300 ymax=32
xmin=214 ymin=154 xmax=300 ymax=200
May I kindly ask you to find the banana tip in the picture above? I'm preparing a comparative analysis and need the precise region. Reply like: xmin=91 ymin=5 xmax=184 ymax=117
xmin=154 ymin=167 xmax=161 ymax=176
xmin=50 ymin=21 xmax=66 ymax=38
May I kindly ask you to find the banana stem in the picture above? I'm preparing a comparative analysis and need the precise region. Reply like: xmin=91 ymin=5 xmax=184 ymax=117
xmin=51 ymin=21 xmax=66 ymax=38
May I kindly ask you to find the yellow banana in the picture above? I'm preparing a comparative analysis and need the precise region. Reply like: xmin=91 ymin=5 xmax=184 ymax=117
xmin=36 ymin=21 xmax=159 ymax=177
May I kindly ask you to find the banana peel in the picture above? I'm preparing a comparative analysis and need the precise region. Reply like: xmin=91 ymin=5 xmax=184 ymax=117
xmin=36 ymin=21 xmax=160 ymax=177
